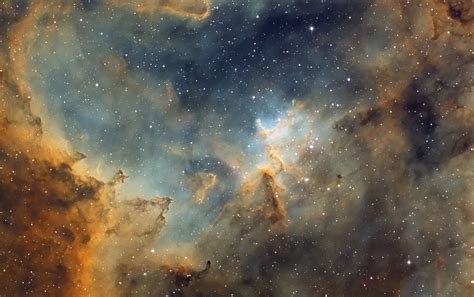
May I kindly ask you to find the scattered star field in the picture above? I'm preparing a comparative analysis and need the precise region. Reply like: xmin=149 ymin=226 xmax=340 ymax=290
xmin=0 ymin=0 xmax=473 ymax=296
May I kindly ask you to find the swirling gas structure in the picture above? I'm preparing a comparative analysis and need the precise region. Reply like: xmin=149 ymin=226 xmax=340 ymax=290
xmin=0 ymin=0 xmax=473 ymax=296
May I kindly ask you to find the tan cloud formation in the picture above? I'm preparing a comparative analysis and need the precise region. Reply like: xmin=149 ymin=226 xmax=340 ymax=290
xmin=108 ymin=0 xmax=211 ymax=20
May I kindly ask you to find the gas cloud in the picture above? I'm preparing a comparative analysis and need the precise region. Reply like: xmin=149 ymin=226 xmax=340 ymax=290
xmin=0 ymin=0 xmax=472 ymax=296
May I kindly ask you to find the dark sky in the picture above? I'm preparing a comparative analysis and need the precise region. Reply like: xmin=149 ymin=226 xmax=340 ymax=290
xmin=0 ymin=0 xmax=473 ymax=296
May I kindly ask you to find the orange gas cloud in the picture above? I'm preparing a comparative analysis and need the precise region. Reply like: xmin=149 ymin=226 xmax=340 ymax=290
xmin=0 ymin=83 xmax=108 ymax=295
xmin=108 ymin=0 xmax=210 ymax=20
xmin=259 ymin=168 xmax=287 ymax=224
xmin=188 ymin=171 xmax=217 ymax=204
xmin=0 ymin=6 xmax=173 ymax=295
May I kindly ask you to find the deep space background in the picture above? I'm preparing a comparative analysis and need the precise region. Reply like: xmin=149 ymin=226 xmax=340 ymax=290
xmin=0 ymin=0 xmax=473 ymax=296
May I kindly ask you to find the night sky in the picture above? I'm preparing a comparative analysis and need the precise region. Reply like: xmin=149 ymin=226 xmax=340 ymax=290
xmin=0 ymin=0 xmax=473 ymax=296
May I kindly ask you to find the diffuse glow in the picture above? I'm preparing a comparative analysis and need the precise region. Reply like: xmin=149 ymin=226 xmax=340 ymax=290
xmin=0 ymin=0 xmax=473 ymax=296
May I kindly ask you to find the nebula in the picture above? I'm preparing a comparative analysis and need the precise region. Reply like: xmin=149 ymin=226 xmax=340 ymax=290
xmin=0 ymin=0 xmax=473 ymax=296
